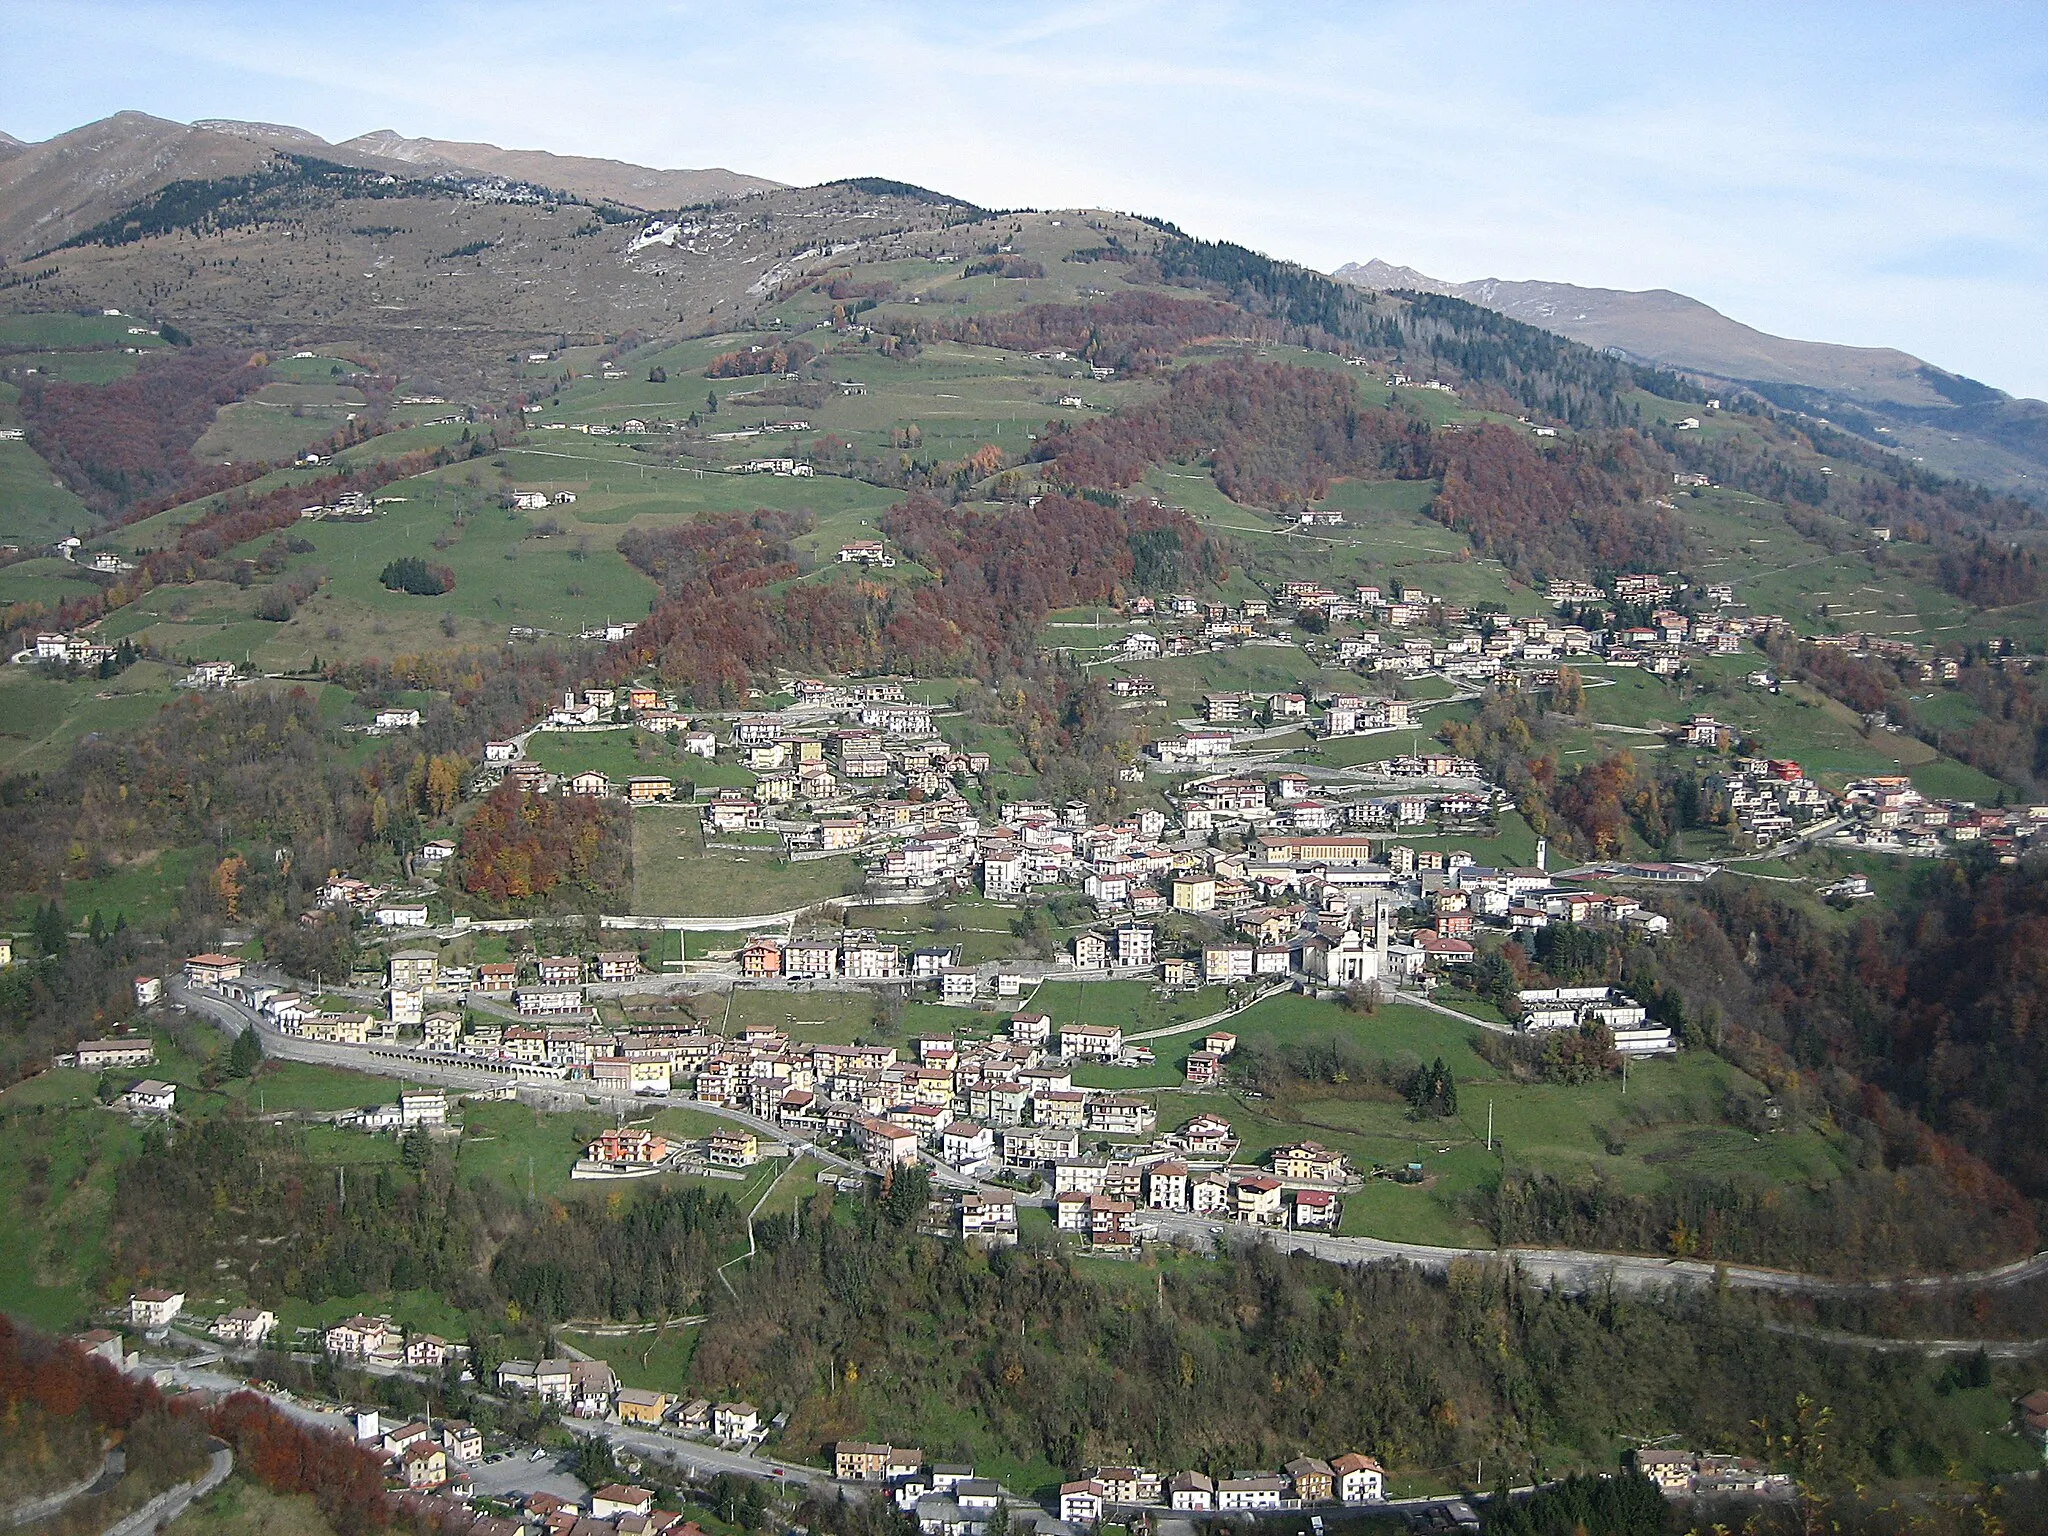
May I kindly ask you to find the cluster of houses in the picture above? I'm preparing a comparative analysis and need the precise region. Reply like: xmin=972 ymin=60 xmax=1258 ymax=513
xmin=1697 ymin=755 xmax=1835 ymax=849
xmin=1057 ymin=1451 xmax=1387 ymax=1523
xmin=297 ymin=490 xmax=384 ymax=519
xmin=390 ymin=1481 xmax=717 ymax=1536
xmin=1831 ymin=775 xmax=2048 ymax=860
xmin=1035 ymin=1125 xmax=1352 ymax=1248
xmin=63 ymin=1035 xmax=179 ymax=1116
xmin=323 ymin=1314 xmax=469 ymax=1373
xmin=965 ymin=783 xmax=1680 ymax=999
xmin=338 ymin=1408 xmax=490 ymax=1495
xmin=734 ymin=927 xmax=1015 ymax=1001
xmin=1676 ymin=752 xmax=2048 ymax=862
xmin=1512 ymin=987 xmax=1672 ymax=1055
xmin=831 ymin=1443 xmax=1386 ymax=1532
xmin=1103 ymin=568 xmax=1981 ymax=714
xmin=577 ymin=1124 xmax=766 ymax=1175
xmin=495 ymin=1361 xmax=762 ymax=1445
xmin=15 ymin=629 xmax=120 ymax=669
xmin=315 ymin=877 xmax=442 ymax=925
xmin=1628 ymin=1447 xmax=1795 ymax=1499
xmin=184 ymin=944 xmax=667 ymax=1054
xmin=470 ymin=679 xmax=998 ymax=859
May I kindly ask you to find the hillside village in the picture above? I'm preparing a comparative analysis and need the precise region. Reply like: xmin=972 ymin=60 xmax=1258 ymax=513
xmin=5 ymin=101 xmax=2048 ymax=1536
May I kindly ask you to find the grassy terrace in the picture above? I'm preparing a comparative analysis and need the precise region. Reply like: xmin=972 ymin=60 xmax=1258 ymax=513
xmin=632 ymin=805 xmax=863 ymax=916
xmin=1050 ymin=989 xmax=1848 ymax=1250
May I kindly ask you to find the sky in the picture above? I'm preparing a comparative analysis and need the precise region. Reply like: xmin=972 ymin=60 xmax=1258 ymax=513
xmin=7 ymin=0 xmax=2047 ymax=396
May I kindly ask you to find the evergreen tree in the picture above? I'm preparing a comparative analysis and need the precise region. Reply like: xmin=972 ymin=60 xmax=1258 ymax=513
xmin=400 ymin=1126 xmax=432 ymax=1171
xmin=228 ymin=1026 xmax=262 ymax=1079
xmin=34 ymin=899 xmax=68 ymax=956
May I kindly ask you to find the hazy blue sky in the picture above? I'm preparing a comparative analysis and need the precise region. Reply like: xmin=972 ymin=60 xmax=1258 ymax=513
xmin=7 ymin=1 xmax=2046 ymax=395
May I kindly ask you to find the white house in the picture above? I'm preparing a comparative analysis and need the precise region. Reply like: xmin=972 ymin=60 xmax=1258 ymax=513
xmin=1060 ymin=1482 xmax=1104 ymax=1526
xmin=129 ymin=1289 xmax=184 ymax=1328
xmin=214 ymin=1306 xmax=276 ymax=1345
xmin=1333 ymin=1453 xmax=1386 ymax=1503
xmin=1217 ymin=1476 xmax=1286 ymax=1511
xmin=400 ymin=1090 xmax=447 ymax=1127
xmin=714 ymin=1402 xmax=760 ymax=1441
xmin=941 ymin=1121 xmax=994 ymax=1165
xmin=120 ymin=1079 xmax=177 ymax=1115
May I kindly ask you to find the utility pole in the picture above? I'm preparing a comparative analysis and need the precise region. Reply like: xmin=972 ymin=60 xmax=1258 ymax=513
xmin=1487 ymin=1101 xmax=1493 ymax=1153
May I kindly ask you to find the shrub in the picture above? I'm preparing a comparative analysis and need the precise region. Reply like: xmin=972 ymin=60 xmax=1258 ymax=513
xmin=378 ymin=556 xmax=455 ymax=596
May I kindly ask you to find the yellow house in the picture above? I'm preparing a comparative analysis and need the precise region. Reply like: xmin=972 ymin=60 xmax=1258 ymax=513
xmin=401 ymin=1441 xmax=447 ymax=1488
xmin=1171 ymin=876 xmax=1218 ymax=914
xmin=617 ymin=1387 xmax=675 ymax=1426
xmin=1271 ymin=1141 xmax=1346 ymax=1182
xmin=706 ymin=1129 xmax=759 ymax=1167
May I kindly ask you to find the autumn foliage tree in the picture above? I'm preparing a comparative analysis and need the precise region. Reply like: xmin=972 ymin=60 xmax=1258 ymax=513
xmin=455 ymin=782 xmax=629 ymax=912
xmin=19 ymin=347 xmax=271 ymax=517
xmin=878 ymin=290 xmax=1248 ymax=374
xmin=612 ymin=496 xmax=1221 ymax=705
xmin=1034 ymin=357 xmax=1686 ymax=580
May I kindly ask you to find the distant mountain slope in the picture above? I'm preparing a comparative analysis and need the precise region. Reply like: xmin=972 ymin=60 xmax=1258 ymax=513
xmin=0 ymin=112 xmax=279 ymax=256
xmin=0 ymin=114 xmax=782 ymax=262
xmin=1335 ymin=258 xmax=2048 ymax=502
xmin=1334 ymin=258 xmax=1965 ymax=405
xmin=335 ymin=129 xmax=780 ymax=209
xmin=189 ymin=119 xmax=332 ymax=149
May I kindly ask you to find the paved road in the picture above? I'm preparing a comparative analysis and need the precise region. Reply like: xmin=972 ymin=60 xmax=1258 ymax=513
xmin=1136 ymin=1212 xmax=2048 ymax=1298
xmin=175 ymin=981 xmax=869 ymax=1178
xmin=176 ymin=983 xmax=2048 ymax=1301
xmin=103 ymin=1444 xmax=233 ymax=1536
xmin=1 ymin=1448 xmax=121 ymax=1529
xmin=1759 ymin=1322 xmax=2048 ymax=1359
xmin=146 ymin=1360 xmax=357 ymax=1435
xmin=560 ymin=1418 xmax=834 ymax=1490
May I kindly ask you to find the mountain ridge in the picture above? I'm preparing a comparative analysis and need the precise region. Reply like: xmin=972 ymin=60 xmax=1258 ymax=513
xmin=331 ymin=128 xmax=780 ymax=207
xmin=1335 ymin=258 xmax=2048 ymax=501
xmin=0 ymin=113 xmax=781 ymax=260
xmin=1334 ymin=258 xmax=1976 ymax=406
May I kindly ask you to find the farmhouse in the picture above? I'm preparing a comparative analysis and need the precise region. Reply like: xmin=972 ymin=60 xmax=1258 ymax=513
xmin=76 ymin=1037 xmax=156 ymax=1070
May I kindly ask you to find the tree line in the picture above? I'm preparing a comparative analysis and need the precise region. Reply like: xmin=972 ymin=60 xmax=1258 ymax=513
xmin=612 ymin=494 xmax=1223 ymax=705
xmin=108 ymin=1115 xmax=744 ymax=1323
xmin=1032 ymin=358 xmax=1687 ymax=581
xmin=692 ymin=1193 xmax=2034 ymax=1494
